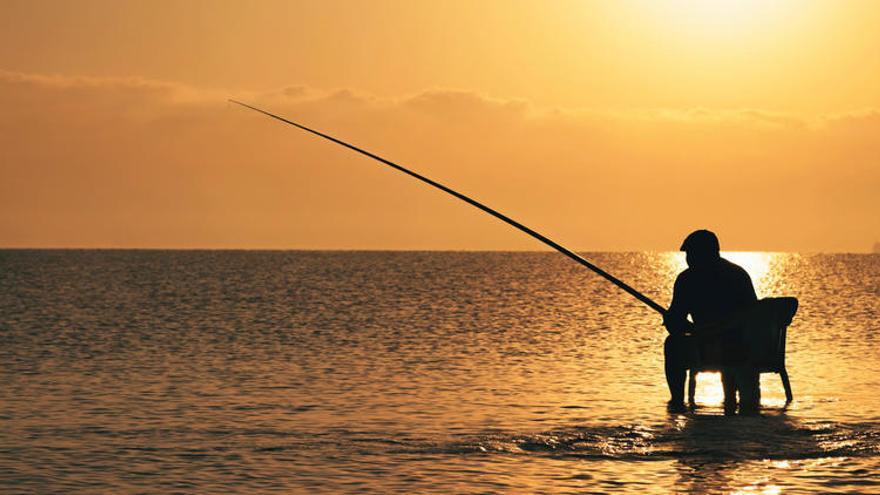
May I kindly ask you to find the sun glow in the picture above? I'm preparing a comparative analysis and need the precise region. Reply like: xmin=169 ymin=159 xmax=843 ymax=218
xmin=607 ymin=0 xmax=812 ymax=73
xmin=633 ymin=0 xmax=797 ymax=35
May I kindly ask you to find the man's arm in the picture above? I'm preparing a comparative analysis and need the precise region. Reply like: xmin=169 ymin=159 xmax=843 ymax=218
xmin=664 ymin=274 xmax=694 ymax=336
xmin=736 ymin=265 xmax=758 ymax=306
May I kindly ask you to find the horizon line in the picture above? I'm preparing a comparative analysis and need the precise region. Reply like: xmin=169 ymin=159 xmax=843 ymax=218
xmin=0 ymin=246 xmax=876 ymax=255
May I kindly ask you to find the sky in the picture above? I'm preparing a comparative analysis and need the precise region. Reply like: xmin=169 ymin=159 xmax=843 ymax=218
xmin=1 ymin=0 xmax=878 ymax=251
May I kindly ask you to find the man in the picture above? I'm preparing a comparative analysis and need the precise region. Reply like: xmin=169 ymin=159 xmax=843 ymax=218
xmin=663 ymin=229 xmax=758 ymax=414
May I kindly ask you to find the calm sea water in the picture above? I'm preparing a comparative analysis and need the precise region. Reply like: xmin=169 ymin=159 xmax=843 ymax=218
xmin=1 ymin=250 xmax=879 ymax=494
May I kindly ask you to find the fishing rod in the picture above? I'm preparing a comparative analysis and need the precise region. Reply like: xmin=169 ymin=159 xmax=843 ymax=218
xmin=229 ymin=99 xmax=667 ymax=316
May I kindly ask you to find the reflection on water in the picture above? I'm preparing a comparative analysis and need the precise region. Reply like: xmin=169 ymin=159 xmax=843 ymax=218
xmin=0 ymin=250 xmax=878 ymax=493
xmin=691 ymin=372 xmax=726 ymax=406
xmin=671 ymin=412 xmax=824 ymax=491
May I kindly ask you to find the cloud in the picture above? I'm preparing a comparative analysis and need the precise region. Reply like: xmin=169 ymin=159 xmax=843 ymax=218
xmin=5 ymin=68 xmax=876 ymax=130
xmin=3 ymin=68 xmax=862 ymax=133
xmin=1 ymin=70 xmax=878 ymax=251
xmin=0 ymin=69 xmax=216 ymax=102
xmin=820 ymin=108 xmax=880 ymax=131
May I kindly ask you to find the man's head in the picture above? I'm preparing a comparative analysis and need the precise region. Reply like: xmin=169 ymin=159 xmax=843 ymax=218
xmin=681 ymin=229 xmax=721 ymax=269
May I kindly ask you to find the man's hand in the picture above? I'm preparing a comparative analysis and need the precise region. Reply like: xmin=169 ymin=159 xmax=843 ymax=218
xmin=663 ymin=313 xmax=694 ymax=336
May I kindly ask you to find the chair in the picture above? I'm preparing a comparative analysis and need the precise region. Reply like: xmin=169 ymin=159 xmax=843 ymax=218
xmin=687 ymin=297 xmax=798 ymax=406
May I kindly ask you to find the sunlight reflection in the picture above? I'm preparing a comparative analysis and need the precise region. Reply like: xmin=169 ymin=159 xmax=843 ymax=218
xmin=693 ymin=374 xmax=794 ymax=409
xmin=693 ymin=372 xmax=725 ymax=405
xmin=731 ymin=484 xmax=782 ymax=495
xmin=761 ymin=397 xmax=789 ymax=409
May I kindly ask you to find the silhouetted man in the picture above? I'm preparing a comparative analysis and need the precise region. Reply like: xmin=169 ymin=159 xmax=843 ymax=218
xmin=664 ymin=230 xmax=758 ymax=414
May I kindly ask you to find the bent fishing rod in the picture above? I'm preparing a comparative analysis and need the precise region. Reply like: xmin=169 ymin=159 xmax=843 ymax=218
xmin=229 ymin=99 xmax=667 ymax=316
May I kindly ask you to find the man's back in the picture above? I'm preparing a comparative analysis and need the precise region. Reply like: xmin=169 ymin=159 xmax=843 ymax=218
xmin=667 ymin=258 xmax=757 ymax=332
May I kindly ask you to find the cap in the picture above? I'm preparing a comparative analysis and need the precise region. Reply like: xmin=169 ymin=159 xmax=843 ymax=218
xmin=680 ymin=229 xmax=720 ymax=253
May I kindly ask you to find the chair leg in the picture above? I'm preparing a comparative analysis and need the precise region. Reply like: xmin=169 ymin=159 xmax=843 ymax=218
xmin=780 ymin=368 xmax=793 ymax=403
xmin=687 ymin=370 xmax=697 ymax=406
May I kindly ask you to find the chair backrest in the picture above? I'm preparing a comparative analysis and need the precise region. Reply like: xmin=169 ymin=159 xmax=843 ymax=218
xmin=746 ymin=297 xmax=798 ymax=372
xmin=690 ymin=297 xmax=798 ymax=373
xmin=755 ymin=316 xmax=787 ymax=372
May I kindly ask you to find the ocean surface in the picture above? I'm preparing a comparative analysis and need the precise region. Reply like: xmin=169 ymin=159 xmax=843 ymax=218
xmin=1 ymin=250 xmax=879 ymax=494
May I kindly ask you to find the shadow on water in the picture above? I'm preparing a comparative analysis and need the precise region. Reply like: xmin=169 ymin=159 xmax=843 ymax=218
xmin=660 ymin=408 xmax=880 ymax=494
xmin=380 ymin=408 xmax=876 ymax=492
xmin=419 ymin=406 xmax=879 ymax=463
xmin=666 ymin=408 xmax=818 ymax=461
xmin=665 ymin=409 xmax=819 ymax=494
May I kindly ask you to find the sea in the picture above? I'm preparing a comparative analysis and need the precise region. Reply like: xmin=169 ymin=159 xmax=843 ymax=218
xmin=1 ymin=250 xmax=878 ymax=494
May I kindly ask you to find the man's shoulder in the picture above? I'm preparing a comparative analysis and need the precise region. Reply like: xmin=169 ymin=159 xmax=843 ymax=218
xmin=720 ymin=258 xmax=752 ymax=279
xmin=676 ymin=259 xmax=752 ymax=285
xmin=674 ymin=267 xmax=694 ymax=286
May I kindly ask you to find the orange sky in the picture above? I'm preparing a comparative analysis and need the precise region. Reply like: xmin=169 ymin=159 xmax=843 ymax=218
xmin=1 ymin=0 xmax=878 ymax=251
